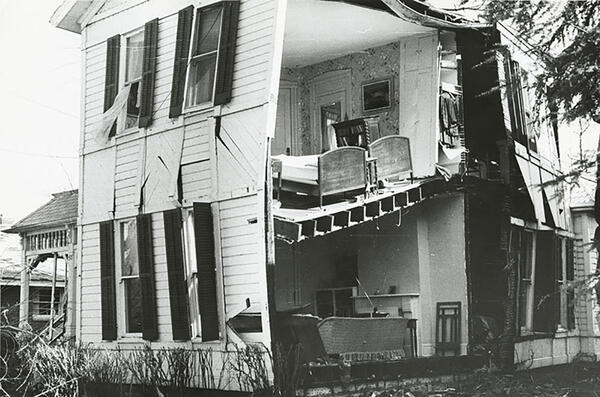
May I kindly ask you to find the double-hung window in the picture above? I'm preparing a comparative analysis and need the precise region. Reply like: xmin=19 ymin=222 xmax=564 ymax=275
xmin=186 ymin=6 xmax=223 ymax=108
xmin=516 ymin=228 xmax=535 ymax=332
xmin=168 ymin=2 xmax=240 ymax=118
xmin=123 ymin=30 xmax=144 ymax=130
xmin=119 ymin=218 xmax=143 ymax=334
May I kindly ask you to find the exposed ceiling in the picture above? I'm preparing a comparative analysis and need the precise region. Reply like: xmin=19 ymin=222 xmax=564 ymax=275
xmin=282 ymin=0 xmax=434 ymax=68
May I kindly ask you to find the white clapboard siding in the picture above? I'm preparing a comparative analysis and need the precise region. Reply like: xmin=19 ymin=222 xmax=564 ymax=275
xmin=151 ymin=212 xmax=173 ymax=340
xmin=219 ymin=196 xmax=262 ymax=314
xmin=114 ymin=140 xmax=140 ymax=215
xmin=83 ymin=43 xmax=106 ymax=153
xmin=223 ymin=0 xmax=275 ymax=113
xmin=181 ymin=161 xmax=211 ymax=201
xmin=151 ymin=14 xmax=177 ymax=123
xmin=181 ymin=119 xmax=211 ymax=165
xmin=80 ymin=223 xmax=102 ymax=342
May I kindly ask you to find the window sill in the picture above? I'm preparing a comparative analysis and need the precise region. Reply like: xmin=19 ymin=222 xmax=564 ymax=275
xmin=184 ymin=102 xmax=214 ymax=116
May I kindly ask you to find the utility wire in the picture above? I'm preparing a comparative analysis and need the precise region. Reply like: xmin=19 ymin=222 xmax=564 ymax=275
xmin=0 ymin=148 xmax=76 ymax=160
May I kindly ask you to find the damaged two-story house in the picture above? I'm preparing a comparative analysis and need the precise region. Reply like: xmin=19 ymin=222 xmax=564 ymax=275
xmin=51 ymin=0 xmax=595 ymax=391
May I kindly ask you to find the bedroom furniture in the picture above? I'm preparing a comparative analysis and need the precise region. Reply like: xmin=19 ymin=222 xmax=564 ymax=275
xmin=367 ymin=135 xmax=413 ymax=183
xmin=332 ymin=117 xmax=380 ymax=148
xmin=272 ymin=147 xmax=368 ymax=207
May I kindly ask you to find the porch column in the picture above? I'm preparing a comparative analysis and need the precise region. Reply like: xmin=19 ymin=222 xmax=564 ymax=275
xmin=19 ymin=249 xmax=31 ymax=328
xmin=64 ymin=251 xmax=77 ymax=341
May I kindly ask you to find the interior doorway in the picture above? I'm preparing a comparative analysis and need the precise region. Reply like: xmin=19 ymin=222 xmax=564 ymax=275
xmin=310 ymin=70 xmax=352 ymax=154
xmin=272 ymin=81 xmax=299 ymax=156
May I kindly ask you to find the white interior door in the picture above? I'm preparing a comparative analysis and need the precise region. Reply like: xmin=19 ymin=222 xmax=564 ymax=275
xmin=310 ymin=70 xmax=352 ymax=154
xmin=272 ymin=82 xmax=298 ymax=156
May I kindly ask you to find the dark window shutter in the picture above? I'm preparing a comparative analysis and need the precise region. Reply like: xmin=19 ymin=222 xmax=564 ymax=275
xmin=163 ymin=209 xmax=191 ymax=340
xmin=139 ymin=18 xmax=159 ymax=128
xmin=137 ymin=214 xmax=158 ymax=341
xmin=99 ymin=221 xmax=117 ymax=341
xmin=169 ymin=6 xmax=194 ymax=119
xmin=214 ymin=1 xmax=240 ymax=105
xmin=104 ymin=34 xmax=120 ymax=137
xmin=193 ymin=202 xmax=220 ymax=341
xmin=533 ymin=231 xmax=556 ymax=333
xmin=566 ymin=239 xmax=575 ymax=330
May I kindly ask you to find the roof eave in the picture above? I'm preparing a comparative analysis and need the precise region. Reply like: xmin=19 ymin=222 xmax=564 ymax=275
xmin=4 ymin=217 xmax=77 ymax=235
xmin=50 ymin=0 xmax=95 ymax=34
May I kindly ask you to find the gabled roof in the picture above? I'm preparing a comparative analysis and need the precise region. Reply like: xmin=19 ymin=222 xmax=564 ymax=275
xmin=4 ymin=190 xmax=78 ymax=234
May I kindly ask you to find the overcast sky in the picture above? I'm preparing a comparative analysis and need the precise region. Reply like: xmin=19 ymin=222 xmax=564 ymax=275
xmin=0 ymin=0 xmax=80 ymax=222
xmin=0 ymin=0 xmax=596 ymax=224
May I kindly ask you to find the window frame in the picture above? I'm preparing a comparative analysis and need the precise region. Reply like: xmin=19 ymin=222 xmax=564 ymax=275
xmin=31 ymin=288 xmax=62 ymax=321
xmin=115 ymin=218 xmax=143 ymax=338
xmin=517 ymin=228 xmax=536 ymax=333
xmin=182 ymin=3 xmax=224 ymax=113
xmin=118 ymin=27 xmax=145 ymax=135
xmin=182 ymin=208 xmax=202 ymax=339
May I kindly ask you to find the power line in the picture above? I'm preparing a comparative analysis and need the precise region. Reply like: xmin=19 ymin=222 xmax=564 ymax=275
xmin=0 ymin=148 xmax=77 ymax=160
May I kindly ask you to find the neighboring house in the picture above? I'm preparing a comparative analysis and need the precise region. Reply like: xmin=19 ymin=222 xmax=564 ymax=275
xmin=49 ymin=0 xmax=594 ymax=392
xmin=0 ymin=265 xmax=66 ymax=333
xmin=4 ymin=190 xmax=78 ymax=342
xmin=570 ymin=179 xmax=600 ymax=356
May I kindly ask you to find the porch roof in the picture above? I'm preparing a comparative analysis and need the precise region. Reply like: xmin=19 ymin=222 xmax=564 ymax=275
xmin=274 ymin=177 xmax=447 ymax=242
xmin=4 ymin=190 xmax=78 ymax=234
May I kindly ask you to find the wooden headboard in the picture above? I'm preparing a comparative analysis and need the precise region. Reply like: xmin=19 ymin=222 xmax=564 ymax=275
xmin=368 ymin=136 xmax=412 ymax=182
xmin=318 ymin=147 xmax=367 ymax=204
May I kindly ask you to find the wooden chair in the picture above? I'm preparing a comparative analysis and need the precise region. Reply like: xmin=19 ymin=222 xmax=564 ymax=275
xmin=332 ymin=117 xmax=379 ymax=149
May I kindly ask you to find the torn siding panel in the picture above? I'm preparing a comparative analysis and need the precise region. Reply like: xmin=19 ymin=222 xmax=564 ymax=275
xmin=217 ymin=107 xmax=264 ymax=197
xmin=82 ymin=148 xmax=116 ymax=225
xmin=142 ymin=129 xmax=184 ymax=213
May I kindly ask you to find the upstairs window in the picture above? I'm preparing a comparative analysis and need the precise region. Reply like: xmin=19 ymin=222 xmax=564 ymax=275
xmin=186 ymin=6 xmax=223 ymax=108
xmin=169 ymin=2 xmax=240 ymax=118
xmin=124 ymin=30 xmax=144 ymax=130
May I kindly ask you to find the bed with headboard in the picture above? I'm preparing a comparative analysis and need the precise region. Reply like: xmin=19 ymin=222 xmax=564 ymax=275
xmin=272 ymin=146 xmax=367 ymax=206
xmin=272 ymin=130 xmax=412 ymax=205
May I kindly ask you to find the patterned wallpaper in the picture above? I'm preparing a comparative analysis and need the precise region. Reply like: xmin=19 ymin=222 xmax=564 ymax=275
xmin=281 ymin=41 xmax=401 ymax=155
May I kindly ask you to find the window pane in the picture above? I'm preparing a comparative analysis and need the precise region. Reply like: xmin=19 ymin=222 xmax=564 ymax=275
xmin=193 ymin=6 xmax=222 ymax=55
xmin=121 ymin=219 xmax=139 ymax=277
xmin=125 ymin=278 xmax=143 ymax=333
xmin=125 ymin=81 xmax=141 ymax=129
xmin=186 ymin=54 xmax=217 ymax=106
xmin=126 ymin=31 xmax=144 ymax=82
xmin=520 ymin=232 xmax=533 ymax=277
xmin=519 ymin=283 xmax=530 ymax=327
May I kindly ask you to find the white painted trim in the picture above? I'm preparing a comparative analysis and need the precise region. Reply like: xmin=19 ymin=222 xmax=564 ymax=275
xmin=78 ymin=0 xmax=106 ymax=28
xmin=86 ymin=0 xmax=147 ymax=27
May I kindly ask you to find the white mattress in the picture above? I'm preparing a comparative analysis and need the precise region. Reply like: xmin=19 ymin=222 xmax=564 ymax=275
xmin=272 ymin=154 xmax=319 ymax=185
